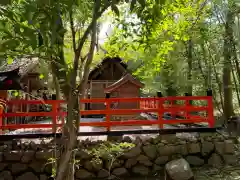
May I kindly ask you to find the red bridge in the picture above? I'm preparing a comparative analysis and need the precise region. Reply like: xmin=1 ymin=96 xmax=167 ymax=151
xmin=0 ymin=94 xmax=214 ymax=135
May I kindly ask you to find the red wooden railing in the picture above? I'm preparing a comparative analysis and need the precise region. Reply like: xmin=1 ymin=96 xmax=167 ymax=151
xmin=0 ymin=96 xmax=214 ymax=134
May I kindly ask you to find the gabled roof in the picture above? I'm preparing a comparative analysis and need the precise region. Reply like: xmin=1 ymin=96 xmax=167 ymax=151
xmin=0 ymin=57 xmax=39 ymax=77
xmin=89 ymin=57 xmax=128 ymax=80
xmin=104 ymin=73 xmax=144 ymax=93
xmin=0 ymin=68 xmax=22 ymax=90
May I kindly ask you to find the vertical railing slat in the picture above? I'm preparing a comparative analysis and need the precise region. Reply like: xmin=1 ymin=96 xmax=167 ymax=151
xmin=105 ymin=93 xmax=111 ymax=131
xmin=207 ymin=90 xmax=214 ymax=128
xmin=157 ymin=92 xmax=163 ymax=129
xmin=51 ymin=101 xmax=58 ymax=133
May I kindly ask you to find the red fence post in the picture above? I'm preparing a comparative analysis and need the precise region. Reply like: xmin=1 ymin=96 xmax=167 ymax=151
xmin=207 ymin=89 xmax=214 ymax=128
xmin=157 ymin=92 xmax=163 ymax=129
xmin=105 ymin=93 xmax=111 ymax=131
xmin=184 ymin=93 xmax=190 ymax=120
xmin=51 ymin=100 xmax=58 ymax=133
xmin=0 ymin=99 xmax=6 ymax=134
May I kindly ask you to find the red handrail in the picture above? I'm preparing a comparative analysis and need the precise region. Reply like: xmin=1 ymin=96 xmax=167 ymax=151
xmin=0 ymin=96 xmax=214 ymax=133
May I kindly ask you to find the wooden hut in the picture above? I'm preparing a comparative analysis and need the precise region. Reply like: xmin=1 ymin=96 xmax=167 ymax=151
xmin=104 ymin=73 xmax=144 ymax=108
xmin=87 ymin=57 xmax=144 ymax=119
xmin=0 ymin=68 xmax=22 ymax=99
xmin=0 ymin=57 xmax=46 ymax=120
xmin=0 ymin=57 xmax=45 ymax=100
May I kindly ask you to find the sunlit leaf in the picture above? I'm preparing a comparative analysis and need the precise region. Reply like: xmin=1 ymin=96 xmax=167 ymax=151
xmin=39 ymin=74 xmax=44 ymax=79
xmin=130 ymin=0 xmax=137 ymax=12
xmin=111 ymin=4 xmax=120 ymax=16
xmin=14 ymin=91 xmax=19 ymax=97
xmin=138 ymin=0 xmax=145 ymax=7
xmin=7 ymin=56 xmax=13 ymax=64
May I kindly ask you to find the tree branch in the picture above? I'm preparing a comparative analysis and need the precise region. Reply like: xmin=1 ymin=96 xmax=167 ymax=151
xmin=75 ymin=1 xmax=111 ymax=54
xmin=69 ymin=9 xmax=76 ymax=51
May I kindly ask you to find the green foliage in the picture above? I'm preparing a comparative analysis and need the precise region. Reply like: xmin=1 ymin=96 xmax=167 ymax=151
xmin=88 ymin=142 xmax=135 ymax=160
xmin=102 ymin=0 xmax=212 ymax=96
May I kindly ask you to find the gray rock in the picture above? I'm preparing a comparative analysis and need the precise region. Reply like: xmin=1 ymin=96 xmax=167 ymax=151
xmin=0 ymin=171 xmax=13 ymax=180
xmin=105 ymin=159 xmax=123 ymax=170
xmin=97 ymin=169 xmax=109 ymax=178
xmin=132 ymin=165 xmax=149 ymax=176
xmin=16 ymin=172 xmax=38 ymax=180
xmin=112 ymin=167 xmax=128 ymax=176
xmin=75 ymin=169 xmax=95 ymax=179
xmin=224 ymin=140 xmax=235 ymax=154
xmin=143 ymin=144 xmax=157 ymax=159
xmin=4 ymin=151 xmax=23 ymax=161
xmin=155 ymin=156 xmax=169 ymax=165
xmin=40 ymin=174 xmax=48 ymax=180
xmin=11 ymin=163 xmax=28 ymax=174
xmin=44 ymin=163 xmax=52 ymax=174
xmin=185 ymin=156 xmax=204 ymax=166
xmin=76 ymin=150 xmax=92 ymax=160
xmin=107 ymin=136 xmax=122 ymax=142
xmin=161 ymin=134 xmax=177 ymax=143
xmin=158 ymin=145 xmax=175 ymax=156
xmin=165 ymin=158 xmax=194 ymax=180
xmin=84 ymin=159 xmax=103 ymax=172
xmin=21 ymin=151 xmax=35 ymax=163
xmin=137 ymin=154 xmax=152 ymax=166
xmin=187 ymin=143 xmax=201 ymax=154
xmin=35 ymin=150 xmax=53 ymax=160
xmin=175 ymin=145 xmax=188 ymax=156
xmin=29 ymin=161 xmax=44 ymax=173
xmin=134 ymin=137 xmax=142 ymax=145
xmin=29 ymin=142 xmax=38 ymax=150
xmin=125 ymin=158 xmax=137 ymax=168
xmin=122 ymin=136 xmax=132 ymax=143
xmin=201 ymin=141 xmax=214 ymax=156
xmin=223 ymin=154 xmax=237 ymax=165
xmin=0 ymin=163 xmax=7 ymax=171
xmin=122 ymin=146 xmax=141 ymax=159
xmin=153 ymin=164 xmax=162 ymax=172
xmin=0 ymin=152 xmax=3 ymax=162
xmin=179 ymin=141 xmax=187 ymax=145
xmin=214 ymin=141 xmax=224 ymax=154
xmin=152 ymin=136 xmax=161 ymax=144
xmin=208 ymin=153 xmax=223 ymax=167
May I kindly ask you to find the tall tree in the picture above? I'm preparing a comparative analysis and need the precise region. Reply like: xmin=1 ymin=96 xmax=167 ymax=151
xmin=0 ymin=0 xmax=148 ymax=179
xmin=222 ymin=1 xmax=235 ymax=119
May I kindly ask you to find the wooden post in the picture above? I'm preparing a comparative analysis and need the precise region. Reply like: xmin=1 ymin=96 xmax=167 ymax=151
xmin=51 ymin=94 xmax=58 ymax=133
xmin=105 ymin=93 xmax=110 ymax=131
xmin=157 ymin=91 xmax=163 ymax=129
xmin=0 ymin=99 xmax=6 ymax=135
xmin=184 ymin=93 xmax=190 ymax=121
xmin=207 ymin=89 xmax=214 ymax=128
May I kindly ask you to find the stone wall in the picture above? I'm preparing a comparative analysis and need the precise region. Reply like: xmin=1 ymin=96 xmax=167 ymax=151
xmin=0 ymin=133 xmax=238 ymax=180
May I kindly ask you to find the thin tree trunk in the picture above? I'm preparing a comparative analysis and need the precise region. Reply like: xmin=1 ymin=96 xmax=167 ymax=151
xmin=211 ymin=56 xmax=224 ymax=114
xmin=186 ymin=39 xmax=193 ymax=106
xmin=223 ymin=8 xmax=235 ymax=120
xmin=55 ymin=1 xmax=100 ymax=180
xmin=231 ymin=67 xmax=240 ymax=107
xmin=206 ymin=44 xmax=224 ymax=113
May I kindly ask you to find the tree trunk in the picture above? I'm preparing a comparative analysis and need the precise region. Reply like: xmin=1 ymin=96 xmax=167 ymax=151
xmin=187 ymin=39 xmax=193 ymax=105
xmin=223 ymin=8 xmax=235 ymax=120
xmin=231 ymin=67 xmax=240 ymax=107
xmin=55 ymin=1 xmax=100 ymax=179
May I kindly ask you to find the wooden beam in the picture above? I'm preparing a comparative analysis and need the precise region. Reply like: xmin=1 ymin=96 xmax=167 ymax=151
xmin=115 ymin=62 xmax=127 ymax=75
xmin=0 ymin=128 xmax=219 ymax=140
xmin=91 ymin=62 xmax=110 ymax=80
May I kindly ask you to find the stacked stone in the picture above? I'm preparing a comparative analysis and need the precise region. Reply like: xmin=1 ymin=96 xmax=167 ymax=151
xmin=0 ymin=133 xmax=237 ymax=180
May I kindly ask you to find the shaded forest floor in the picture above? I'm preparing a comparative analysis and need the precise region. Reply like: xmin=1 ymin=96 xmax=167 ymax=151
xmin=99 ymin=166 xmax=240 ymax=179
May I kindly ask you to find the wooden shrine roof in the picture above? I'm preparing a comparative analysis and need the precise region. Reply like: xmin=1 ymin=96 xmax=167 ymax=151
xmin=88 ymin=57 xmax=128 ymax=80
xmin=0 ymin=57 xmax=39 ymax=77
xmin=104 ymin=73 xmax=144 ymax=93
